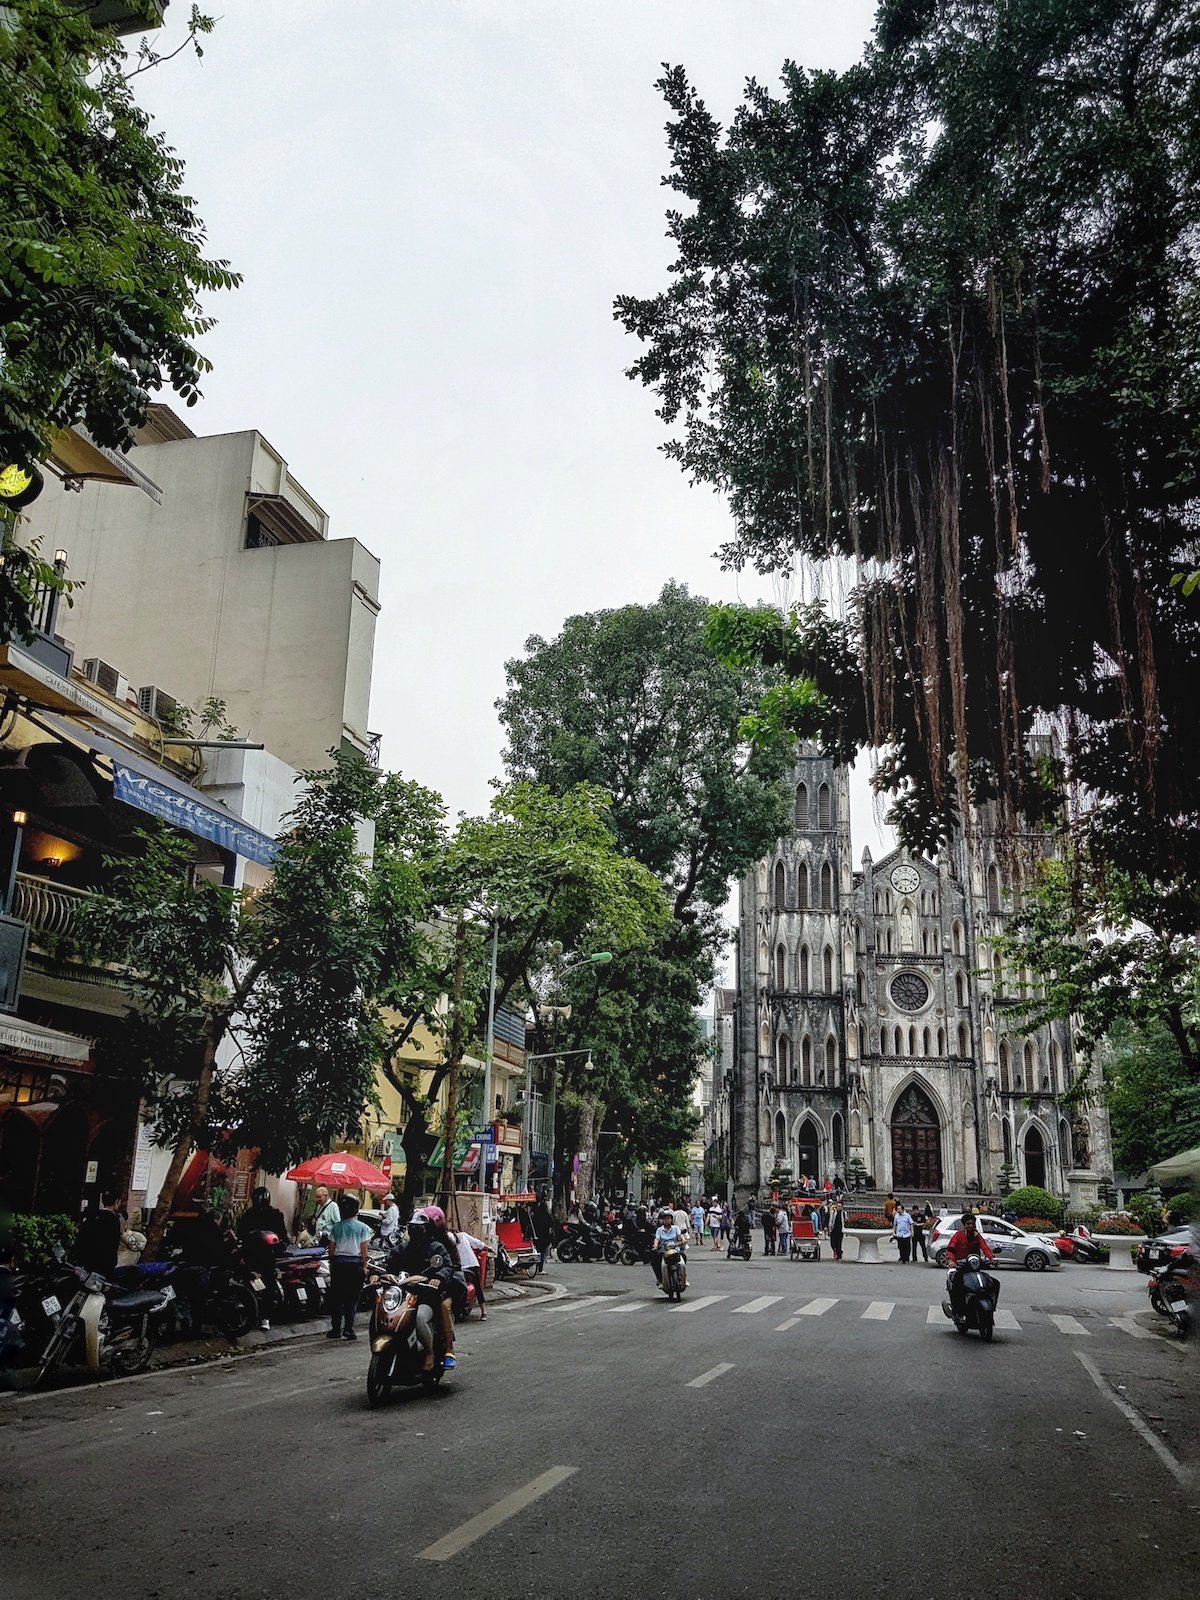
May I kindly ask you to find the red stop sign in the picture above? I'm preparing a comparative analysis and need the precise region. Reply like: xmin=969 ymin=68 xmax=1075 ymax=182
xmin=381 ymin=1155 xmax=392 ymax=1180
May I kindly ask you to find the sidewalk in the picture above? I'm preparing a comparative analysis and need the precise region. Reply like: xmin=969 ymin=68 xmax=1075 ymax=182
xmin=1 ymin=1273 xmax=558 ymax=1395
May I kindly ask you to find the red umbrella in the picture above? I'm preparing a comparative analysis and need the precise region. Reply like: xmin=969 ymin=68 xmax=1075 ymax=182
xmin=284 ymin=1151 xmax=392 ymax=1194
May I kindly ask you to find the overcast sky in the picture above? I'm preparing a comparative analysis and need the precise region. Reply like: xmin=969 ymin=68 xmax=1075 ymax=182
xmin=134 ymin=1 xmax=889 ymax=872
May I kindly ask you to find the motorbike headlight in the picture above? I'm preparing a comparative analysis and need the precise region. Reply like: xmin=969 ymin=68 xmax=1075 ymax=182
xmin=380 ymin=1286 xmax=403 ymax=1313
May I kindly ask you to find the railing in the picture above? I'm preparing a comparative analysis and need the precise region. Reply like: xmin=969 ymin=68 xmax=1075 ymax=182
xmin=12 ymin=873 xmax=91 ymax=940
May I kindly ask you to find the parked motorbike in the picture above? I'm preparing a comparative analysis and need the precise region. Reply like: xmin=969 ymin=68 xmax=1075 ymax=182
xmin=1148 ymin=1257 xmax=1192 ymax=1337
xmin=555 ymin=1221 xmax=619 ymax=1265
xmin=37 ymin=1250 xmax=174 ymax=1383
xmin=112 ymin=1252 xmax=259 ymax=1342
xmin=941 ymin=1254 xmax=1000 ymax=1341
xmin=1054 ymin=1226 xmax=1100 ymax=1264
xmin=618 ymin=1229 xmax=653 ymax=1267
xmin=726 ymin=1233 xmax=753 ymax=1261
xmin=278 ymin=1245 xmax=327 ymax=1317
xmin=364 ymin=1271 xmax=452 ymax=1407
xmin=659 ymin=1244 xmax=688 ymax=1302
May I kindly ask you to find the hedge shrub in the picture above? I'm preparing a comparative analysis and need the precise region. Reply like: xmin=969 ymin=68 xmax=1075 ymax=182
xmin=1002 ymin=1186 xmax=1063 ymax=1223
xmin=11 ymin=1213 xmax=76 ymax=1267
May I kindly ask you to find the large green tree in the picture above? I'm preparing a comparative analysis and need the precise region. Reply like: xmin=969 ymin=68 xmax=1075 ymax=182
xmin=1102 ymin=1022 xmax=1200 ymax=1176
xmin=1 ymin=1 xmax=236 ymax=634
xmin=498 ymin=584 xmax=794 ymax=1190
xmin=616 ymin=3 xmax=1200 ymax=914
xmin=74 ymin=752 xmax=384 ymax=1255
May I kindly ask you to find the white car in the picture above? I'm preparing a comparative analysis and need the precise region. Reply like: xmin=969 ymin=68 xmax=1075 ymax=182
xmin=928 ymin=1213 xmax=1062 ymax=1272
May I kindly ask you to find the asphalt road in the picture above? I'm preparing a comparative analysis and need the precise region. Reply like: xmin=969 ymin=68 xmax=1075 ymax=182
xmin=3 ymin=1252 xmax=1198 ymax=1600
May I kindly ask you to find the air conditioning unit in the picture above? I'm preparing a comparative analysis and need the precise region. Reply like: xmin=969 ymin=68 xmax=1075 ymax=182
xmin=137 ymin=685 xmax=179 ymax=723
xmin=81 ymin=657 xmax=129 ymax=701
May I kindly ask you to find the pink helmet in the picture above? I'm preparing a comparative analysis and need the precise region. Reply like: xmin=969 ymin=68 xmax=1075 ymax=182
xmin=422 ymin=1204 xmax=446 ymax=1230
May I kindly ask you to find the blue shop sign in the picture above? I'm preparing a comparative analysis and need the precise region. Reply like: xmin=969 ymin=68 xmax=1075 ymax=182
xmin=113 ymin=764 xmax=279 ymax=867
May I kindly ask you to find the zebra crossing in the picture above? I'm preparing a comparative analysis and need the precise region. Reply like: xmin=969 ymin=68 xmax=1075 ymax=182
xmin=575 ymin=1290 xmax=1166 ymax=1343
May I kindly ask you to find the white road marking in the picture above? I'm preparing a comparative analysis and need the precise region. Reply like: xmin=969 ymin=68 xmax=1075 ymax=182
xmin=1048 ymin=1314 xmax=1091 ymax=1337
xmin=731 ymin=1295 xmax=783 ymax=1316
xmin=595 ymin=1301 xmax=647 ymax=1314
xmin=686 ymin=1362 xmax=735 ymax=1389
xmin=926 ymin=1305 xmax=943 ymax=1324
xmin=418 ymin=1466 xmax=579 ymax=1561
xmin=1075 ymin=1352 xmax=1193 ymax=1489
xmin=674 ymin=1294 xmax=729 ymax=1314
xmin=797 ymin=1297 xmax=837 ymax=1316
xmin=1109 ymin=1315 xmax=1156 ymax=1341
xmin=994 ymin=1310 xmax=1021 ymax=1330
xmin=862 ymin=1301 xmax=894 ymax=1321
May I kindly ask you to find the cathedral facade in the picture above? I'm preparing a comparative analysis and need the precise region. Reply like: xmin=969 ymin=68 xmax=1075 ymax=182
xmin=719 ymin=746 xmax=1110 ymax=1203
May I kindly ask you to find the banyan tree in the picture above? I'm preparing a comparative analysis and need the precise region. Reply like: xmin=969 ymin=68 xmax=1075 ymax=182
xmin=616 ymin=0 xmax=1200 ymax=923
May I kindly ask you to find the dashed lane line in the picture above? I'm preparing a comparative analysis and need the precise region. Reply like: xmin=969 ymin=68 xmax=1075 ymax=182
xmin=1108 ymin=1314 xmax=1155 ymax=1340
xmin=418 ymin=1467 xmax=579 ymax=1561
xmin=686 ymin=1362 xmax=735 ymax=1389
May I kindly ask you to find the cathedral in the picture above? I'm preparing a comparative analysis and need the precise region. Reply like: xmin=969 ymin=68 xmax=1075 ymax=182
xmin=710 ymin=745 xmax=1110 ymax=1204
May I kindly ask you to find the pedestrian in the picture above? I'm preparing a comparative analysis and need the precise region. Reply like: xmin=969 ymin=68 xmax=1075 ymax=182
xmin=823 ymin=1174 xmax=833 ymax=1194
xmin=719 ymin=1202 xmax=732 ymax=1243
xmin=776 ymin=1203 xmax=792 ymax=1258
xmin=378 ymin=1192 xmax=400 ymax=1248
xmin=453 ymin=1226 xmax=488 ymax=1320
xmin=762 ymin=1205 xmax=777 ymax=1256
xmin=690 ymin=1199 xmax=705 ymax=1241
xmin=708 ymin=1198 xmax=722 ymax=1250
xmin=829 ymin=1199 xmax=845 ymax=1261
xmin=74 ymin=1190 xmax=126 ymax=1277
xmin=893 ymin=1203 xmax=913 ymax=1264
xmin=912 ymin=1206 xmax=929 ymax=1263
xmin=310 ymin=1184 xmax=341 ymax=1244
xmin=884 ymin=1191 xmax=897 ymax=1222
xmin=326 ymin=1195 xmax=371 ymax=1340
xmin=673 ymin=1201 xmax=690 ymax=1242
xmin=531 ymin=1194 xmax=554 ymax=1267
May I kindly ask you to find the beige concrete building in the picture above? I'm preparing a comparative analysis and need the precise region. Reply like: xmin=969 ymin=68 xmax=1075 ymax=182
xmin=19 ymin=406 xmax=380 ymax=772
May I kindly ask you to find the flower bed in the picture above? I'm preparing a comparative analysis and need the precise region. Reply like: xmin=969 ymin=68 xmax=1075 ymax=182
xmin=1095 ymin=1214 xmax=1143 ymax=1235
xmin=1015 ymin=1216 xmax=1055 ymax=1231
xmin=845 ymin=1212 xmax=890 ymax=1229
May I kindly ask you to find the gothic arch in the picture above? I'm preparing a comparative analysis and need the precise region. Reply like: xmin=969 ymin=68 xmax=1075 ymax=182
xmin=792 ymin=1111 xmax=825 ymax=1180
xmin=775 ymin=1110 xmax=787 ymax=1159
xmin=958 ymin=1022 xmax=969 ymax=1057
xmin=987 ymin=862 xmax=1001 ymax=913
xmin=820 ymin=861 xmax=833 ymax=909
xmin=1017 ymin=1115 xmax=1050 ymax=1188
xmin=758 ymin=939 xmax=769 ymax=972
xmin=885 ymin=1075 xmax=946 ymax=1192
xmin=800 ymin=944 xmax=810 ymax=991
xmin=822 ymin=946 xmax=834 ymax=991
xmin=798 ymin=862 xmax=809 ymax=909
xmin=824 ymin=1035 xmax=837 ymax=1085
xmin=794 ymin=783 xmax=809 ymax=828
xmin=817 ymin=783 xmax=832 ymax=829
xmin=952 ymin=920 xmax=964 ymax=955
xmin=775 ymin=943 xmax=786 ymax=990
xmin=759 ymin=1021 xmax=770 ymax=1057
xmin=801 ymin=1035 xmax=813 ymax=1084
xmin=774 ymin=860 xmax=786 ymax=909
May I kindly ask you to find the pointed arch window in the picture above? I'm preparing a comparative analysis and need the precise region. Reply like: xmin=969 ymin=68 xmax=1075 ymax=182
xmin=936 ymin=1026 xmax=945 ymax=1054
xmin=820 ymin=862 xmax=833 ymax=910
xmin=1002 ymin=1119 xmax=1013 ymax=1164
xmin=894 ymin=1025 xmax=904 ymax=1056
xmin=774 ymin=861 xmax=786 ymax=909
xmin=818 ymin=783 xmax=832 ymax=829
xmin=825 ymin=1036 xmax=837 ymax=1085
xmin=855 ymin=919 xmax=864 ymax=953
xmin=1022 ymin=1040 xmax=1036 ymax=1089
xmin=952 ymin=920 xmax=964 ymax=956
xmin=794 ymin=783 xmax=809 ymax=829
xmin=922 ymin=1026 xmax=932 ymax=1056
xmin=775 ymin=944 xmax=786 ymax=990
xmin=798 ymin=863 xmax=809 ymax=909
xmin=1049 ymin=1040 xmax=1062 ymax=1095
xmin=987 ymin=863 xmax=1001 ymax=914
xmin=800 ymin=945 xmax=810 ymax=991
xmin=775 ymin=1110 xmax=787 ymax=1159
xmin=999 ymin=1041 xmax=1010 ymax=1091
xmin=801 ymin=1035 xmax=813 ymax=1085
xmin=908 ymin=1025 xmax=917 ymax=1056
xmin=955 ymin=970 xmax=966 ymax=1007
xmin=958 ymin=1022 xmax=969 ymax=1056
xmin=822 ymin=946 xmax=834 ymax=991
xmin=856 ymin=968 xmax=865 ymax=1004
xmin=992 ymin=950 xmax=1003 ymax=991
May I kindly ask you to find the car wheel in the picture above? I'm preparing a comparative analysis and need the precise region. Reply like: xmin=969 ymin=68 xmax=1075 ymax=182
xmin=1025 ymin=1251 xmax=1048 ymax=1272
xmin=935 ymin=1250 xmax=949 ymax=1268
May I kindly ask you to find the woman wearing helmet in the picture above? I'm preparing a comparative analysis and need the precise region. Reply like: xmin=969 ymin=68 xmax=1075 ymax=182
xmin=236 ymin=1186 xmax=289 ymax=1331
xmin=388 ymin=1208 xmax=459 ymax=1370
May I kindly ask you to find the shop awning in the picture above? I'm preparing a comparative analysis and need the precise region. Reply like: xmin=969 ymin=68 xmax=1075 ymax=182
xmin=41 ymin=714 xmax=279 ymax=867
xmin=0 ymin=1015 xmax=90 ymax=1064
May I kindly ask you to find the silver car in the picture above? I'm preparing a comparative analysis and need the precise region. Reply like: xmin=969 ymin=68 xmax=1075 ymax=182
xmin=928 ymin=1213 xmax=1062 ymax=1272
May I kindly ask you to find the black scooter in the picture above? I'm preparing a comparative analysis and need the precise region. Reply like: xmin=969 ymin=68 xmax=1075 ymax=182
xmin=1148 ymin=1257 xmax=1192 ymax=1337
xmin=726 ymin=1231 xmax=753 ymax=1260
xmin=941 ymin=1254 xmax=1000 ymax=1341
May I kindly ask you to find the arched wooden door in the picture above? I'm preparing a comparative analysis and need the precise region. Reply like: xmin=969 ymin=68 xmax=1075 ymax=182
xmin=1024 ymin=1125 xmax=1047 ymax=1189
xmin=890 ymin=1084 xmax=942 ymax=1191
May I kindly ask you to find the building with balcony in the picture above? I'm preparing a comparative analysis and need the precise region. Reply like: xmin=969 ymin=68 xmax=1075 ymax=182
xmin=19 ymin=406 xmax=380 ymax=773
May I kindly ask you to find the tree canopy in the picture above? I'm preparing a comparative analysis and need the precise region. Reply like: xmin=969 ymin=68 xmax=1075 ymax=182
xmin=616 ymin=2 xmax=1200 ymax=914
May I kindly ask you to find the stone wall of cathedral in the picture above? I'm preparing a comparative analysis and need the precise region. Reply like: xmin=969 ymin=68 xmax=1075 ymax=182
xmin=718 ymin=745 xmax=1111 ymax=1204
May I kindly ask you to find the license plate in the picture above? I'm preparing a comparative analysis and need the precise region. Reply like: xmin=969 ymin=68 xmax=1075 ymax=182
xmin=41 ymin=1295 xmax=60 ymax=1316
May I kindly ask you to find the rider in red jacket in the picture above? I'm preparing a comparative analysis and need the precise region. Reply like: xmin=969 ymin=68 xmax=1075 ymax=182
xmin=946 ymin=1212 xmax=995 ymax=1318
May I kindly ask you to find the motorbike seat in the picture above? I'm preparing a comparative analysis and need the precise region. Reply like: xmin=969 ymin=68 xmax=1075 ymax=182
xmin=283 ymin=1247 xmax=325 ymax=1263
xmin=108 ymin=1289 xmax=168 ymax=1313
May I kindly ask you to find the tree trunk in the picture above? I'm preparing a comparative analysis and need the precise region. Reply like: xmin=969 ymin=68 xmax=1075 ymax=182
xmin=398 ymin=1102 xmax=431 ymax=1222
xmin=575 ymin=1093 xmax=602 ymax=1206
xmin=142 ymin=1019 xmax=221 ymax=1261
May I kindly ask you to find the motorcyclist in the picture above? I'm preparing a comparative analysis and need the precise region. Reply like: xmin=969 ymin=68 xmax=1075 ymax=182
xmin=732 ymin=1205 xmax=752 ymax=1250
xmin=945 ymin=1210 xmax=996 ymax=1319
xmin=237 ymin=1186 xmax=288 ymax=1331
xmin=386 ymin=1207 xmax=458 ymax=1370
xmin=650 ymin=1207 xmax=685 ymax=1287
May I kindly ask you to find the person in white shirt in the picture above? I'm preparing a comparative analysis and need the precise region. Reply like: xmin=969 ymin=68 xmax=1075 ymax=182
xmin=378 ymin=1193 xmax=400 ymax=1246
xmin=651 ymin=1209 xmax=684 ymax=1286
xmin=672 ymin=1204 xmax=690 ymax=1242
xmin=454 ymin=1229 xmax=489 ymax=1319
